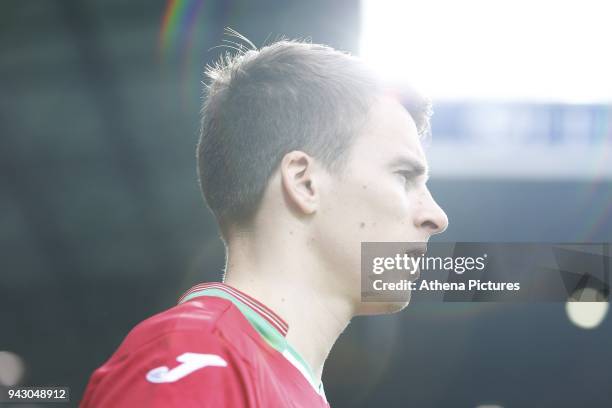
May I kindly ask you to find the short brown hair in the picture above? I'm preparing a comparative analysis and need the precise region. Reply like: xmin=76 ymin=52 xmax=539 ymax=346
xmin=197 ymin=37 xmax=431 ymax=231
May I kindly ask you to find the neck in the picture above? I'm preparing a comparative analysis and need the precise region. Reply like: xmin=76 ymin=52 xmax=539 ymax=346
xmin=223 ymin=230 xmax=354 ymax=383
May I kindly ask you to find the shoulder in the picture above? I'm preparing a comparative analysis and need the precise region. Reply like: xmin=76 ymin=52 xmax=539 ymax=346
xmin=81 ymin=297 xmax=260 ymax=407
xmin=118 ymin=296 xmax=239 ymax=351
xmin=104 ymin=296 xmax=260 ymax=367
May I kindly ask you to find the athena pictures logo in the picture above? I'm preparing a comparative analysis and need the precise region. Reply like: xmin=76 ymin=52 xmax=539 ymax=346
xmin=361 ymin=243 xmax=611 ymax=303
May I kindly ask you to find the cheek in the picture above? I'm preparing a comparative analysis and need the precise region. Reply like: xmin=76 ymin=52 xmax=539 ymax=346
xmin=314 ymin=179 xmax=418 ymax=282
xmin=331 ymin=179 xmax=416 ymax=238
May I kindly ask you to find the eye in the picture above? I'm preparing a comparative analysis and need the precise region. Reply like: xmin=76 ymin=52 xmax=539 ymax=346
xmin=396 ymin=170 xmax=417 ymax=188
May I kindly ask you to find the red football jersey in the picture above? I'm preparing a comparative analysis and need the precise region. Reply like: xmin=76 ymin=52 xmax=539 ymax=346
xmin=81 ymin=283 xmax=329 ymax=407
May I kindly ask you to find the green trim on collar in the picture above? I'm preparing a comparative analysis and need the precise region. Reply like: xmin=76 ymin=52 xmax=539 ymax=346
xmin=181 ymin=288 xmax=325 ymax=397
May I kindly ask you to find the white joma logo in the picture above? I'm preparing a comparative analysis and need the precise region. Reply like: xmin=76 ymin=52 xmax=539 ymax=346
xmin=146 ymin=352 xmax=227 ymax=383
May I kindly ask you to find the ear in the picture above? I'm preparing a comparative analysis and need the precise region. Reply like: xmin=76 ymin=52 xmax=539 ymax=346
xmin=280 ymin=151 xmax=319 ymax=215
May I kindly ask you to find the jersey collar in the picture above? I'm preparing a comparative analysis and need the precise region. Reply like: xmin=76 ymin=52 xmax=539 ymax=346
xmin=178 ymin=282 xmax=289 ymax=336
xmin=177 ymin=282 xmax=327 ymax=400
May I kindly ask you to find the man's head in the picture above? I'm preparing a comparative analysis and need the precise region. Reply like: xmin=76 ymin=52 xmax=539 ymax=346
xmin=198 ymin=39 xmax=447 ymax=313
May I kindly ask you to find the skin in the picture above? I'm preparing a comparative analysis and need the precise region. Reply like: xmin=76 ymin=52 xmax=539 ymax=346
xmin=224 ymin=94 xmax=448 ymax=384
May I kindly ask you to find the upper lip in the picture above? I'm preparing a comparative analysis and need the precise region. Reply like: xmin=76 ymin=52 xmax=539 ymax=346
xmin=406 ymin=243 xmax=428 ymax=257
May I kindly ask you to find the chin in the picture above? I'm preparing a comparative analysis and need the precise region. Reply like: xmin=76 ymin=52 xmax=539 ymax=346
xmin=357 ymin=296 xmax=411 ymax=316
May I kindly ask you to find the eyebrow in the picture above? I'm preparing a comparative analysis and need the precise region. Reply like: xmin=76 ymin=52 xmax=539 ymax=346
xmin=389 ymin=156 xmax=429 ymax=178
xmin=390 ymin=156 xmax=429 ymax=175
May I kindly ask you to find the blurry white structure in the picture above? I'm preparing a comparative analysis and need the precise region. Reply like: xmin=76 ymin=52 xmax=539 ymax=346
xmin=0 ymin=351 xmax=25 ymax=386
xmin=426 ymin=143 xmax=612 ymax=180
xmin=360 ymin=0 xmax=612 ymax=103
xmin=566 ymin=288 xmax=609 ymax=329
xmin=361 ymin=1 xmax=612 ymax=180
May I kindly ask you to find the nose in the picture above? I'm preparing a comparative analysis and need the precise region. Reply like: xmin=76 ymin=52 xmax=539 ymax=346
xmin=414 ymin=189 xmax=449 ymax=236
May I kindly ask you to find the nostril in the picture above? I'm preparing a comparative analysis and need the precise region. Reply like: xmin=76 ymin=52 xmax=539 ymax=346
xmin=421 ymin=220 xmax=439 ymax=231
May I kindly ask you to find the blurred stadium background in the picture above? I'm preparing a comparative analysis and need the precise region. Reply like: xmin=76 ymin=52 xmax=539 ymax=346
xmin=1 ymin=0 xmax=611 ymax=406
